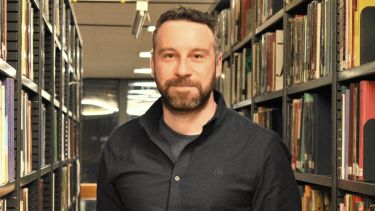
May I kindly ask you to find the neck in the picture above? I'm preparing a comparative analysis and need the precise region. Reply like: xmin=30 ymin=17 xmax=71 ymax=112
xmin=162 ymin=92 xmax=217 ymax=136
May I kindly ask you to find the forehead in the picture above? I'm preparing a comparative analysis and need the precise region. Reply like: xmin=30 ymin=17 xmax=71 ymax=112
xmin=154 ymin=20 xmax=215 ymax=49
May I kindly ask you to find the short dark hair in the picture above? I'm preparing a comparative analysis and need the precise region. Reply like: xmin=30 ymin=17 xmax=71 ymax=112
xmin=152 ymin=6 xmax=220 ymax=55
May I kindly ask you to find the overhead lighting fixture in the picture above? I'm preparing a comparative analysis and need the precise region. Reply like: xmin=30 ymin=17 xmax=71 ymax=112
xmin=133 ymin=68 xmax=152 ymax=74
xmin=147 ymin=25 xmax=156 ymax=32
xmin=139 ymin=51 xmax=152 ymax=58
xmin=131 ymin=0 xmax=149 ymax=39
xmin=129 ymin=81 xmax=157 ymax=87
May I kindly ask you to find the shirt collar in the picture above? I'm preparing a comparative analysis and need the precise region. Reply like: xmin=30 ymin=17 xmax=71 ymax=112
xmin=139 ymin=90 xmax=228 ymax=137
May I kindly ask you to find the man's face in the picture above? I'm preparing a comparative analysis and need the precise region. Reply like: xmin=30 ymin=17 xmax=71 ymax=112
xmin=151 ymin=20 xmax=222 ymax=112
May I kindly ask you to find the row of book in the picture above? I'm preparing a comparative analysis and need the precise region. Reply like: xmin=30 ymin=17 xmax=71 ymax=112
xmin=232 ymin=0 xmax=252 ymax=43
xmin=253 ymin=30 xmax=283 ymax=96
xmin=339 ymin=193 xmax=375 ymax=211
xmin=338 ymin=0 xmax=375 ymax=70
xmin=218 ymin=48 xmax=252 ymax=105
xmin=21 ymin=0 xmax=35 ymax=80
xmin=216 ymin=0 xmax=252 ymax=53
xmin=255 ymin=0 xmax=283 ymax=27
xmin=285 ymin=0 xmax=330 ymax=86
xmin=0 ymin=0 xmax=7 ymax=61
xmin=0 ymin=78 xmax=15 ymax=185
xmin=287 ymin=92 xmax=331 ymax=175
xmin=299 ymin=185 xmax=331 ymax=211
xmin=20 ymin=91 xmax=33 ymax=177
xmin=253 ymin=107 xmax=282 ymax=134
xmin=338 ymin=81 xmax=375 ymax=181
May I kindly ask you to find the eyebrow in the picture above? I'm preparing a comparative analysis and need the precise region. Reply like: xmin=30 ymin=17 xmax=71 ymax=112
xmin=157 ymin=48 xmax=210 ymax=55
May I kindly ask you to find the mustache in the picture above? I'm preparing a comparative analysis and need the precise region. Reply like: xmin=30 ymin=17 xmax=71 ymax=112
xmin=165 ymin=77 xmax=201 ymax=88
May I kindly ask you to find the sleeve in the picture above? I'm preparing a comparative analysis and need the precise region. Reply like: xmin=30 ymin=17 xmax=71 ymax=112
xmin=251 ymin=134 xmax=302 ymax=211
xmin=96 ymin=149 xmax=124 ymax=211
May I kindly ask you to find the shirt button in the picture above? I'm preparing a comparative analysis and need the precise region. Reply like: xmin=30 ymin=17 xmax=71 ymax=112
xmin=174 ymin=176 xmax=180 ymax=182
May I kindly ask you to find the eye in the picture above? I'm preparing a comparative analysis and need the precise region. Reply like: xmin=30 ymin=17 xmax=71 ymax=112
xmin=193 ymin=54 xmax=203 ymax=59
xmin=163 ymin=53 xmax=174 ymax=58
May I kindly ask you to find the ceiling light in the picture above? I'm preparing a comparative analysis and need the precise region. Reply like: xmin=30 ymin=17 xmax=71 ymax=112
xmin=128 ymin=89 xmax=159 ymax=95
xmin=139 ymin=51 xmax=152 ymax=58
xmin=81 ymin=99 xmax=119 ymax=112
xmin=133 ymin=68 xmax=152 ymax=74
xmin=147 ymin=25 xmax=156 ymax=32
xmin=129 ymin=81 xmax=157 ymax=87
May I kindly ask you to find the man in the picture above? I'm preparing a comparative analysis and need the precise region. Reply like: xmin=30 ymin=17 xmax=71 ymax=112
xmin=97 ymin=6 xmax=301 ymax=211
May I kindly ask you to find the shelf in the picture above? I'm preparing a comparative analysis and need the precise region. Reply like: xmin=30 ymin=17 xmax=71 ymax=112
xmin=233 ymin=99 xmax=252 ymax=110
xmin=20 ymin=171 xmax=38 ymax=188
xmin=65 ymin=0 xmax=83 ymax=44
xmin=22 ymin=76 xmax=38 ymax=94
xmin=285 ymin=0 xmax=309 ymax=13
xmin=55 ymin=37 xmax=62 ymax=51
xmin=337 ymin=61 xmax=375 ymax=82
xmin=255 ymin=9 xmax=284 ymax=36
xmin=54 ymin=99 xmax=61 ymax=108
xmin=63 ymin=51 xmax=69 ymax=64
xmin=286 ymin=76 xmax=332 ymax=95
xmin=62 ymin=106 xmax=68 ymax=114
xmin=222 ymin=51 xmax=230 ymax=61
xmin=233 ymin=33 xmax=252 ymax=53
xmin=53 ymin=161 xmax=60 ymax=171
xmin=0 ymin=181 xmax=15 ymax=198
xmin=31 ymin=0 xmax=40 ymax=8
xmin=338 ymin=180 xmax=375 ymax=196
xmin=295 ymin=172 xmax=332 ymax=187
xmin=42 ymin=14 xmax=53 ymax=35
xmin=41 ymin=90 xmax=53 ymax=103
xmin=0 ymin=58 xmax=17 ymax=79
xmin=41 ymin=164 xmax=51 ymax=177
xmin=254 ymin=89 xmax=283 ymax=103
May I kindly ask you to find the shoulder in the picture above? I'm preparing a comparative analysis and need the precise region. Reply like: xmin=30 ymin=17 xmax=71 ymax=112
xmin=224 ymin=109 xmax=289 ymax=159
xmin=102 ymin=118 xmax=145 ymax=162
xmin=225 ymin=109 xmax=279 ymax=142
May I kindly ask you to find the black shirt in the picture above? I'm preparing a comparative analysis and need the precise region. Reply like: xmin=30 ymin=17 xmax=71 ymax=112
xmin=158 ymin=118 xmax=199 ymax=163
xmin=97 ymin=90 xmax=301 ymax=211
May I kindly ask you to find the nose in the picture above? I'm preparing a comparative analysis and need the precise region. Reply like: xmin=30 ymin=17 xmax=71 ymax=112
xmin=175 ymin=58 xmax=192 ymax=77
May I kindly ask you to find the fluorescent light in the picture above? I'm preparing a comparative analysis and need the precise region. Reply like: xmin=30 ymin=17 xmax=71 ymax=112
xmin=147 ymin=25 xmax=156 ymax=32
xmin=133 ymin=68 xmax=152 ymax=74
xmin=128 ymin=89 xmax=159 ymax=95
xmin=129 ymin=81 xmax=157 ymax=87
xmin=82 ymin=110 xmax=115 ymax=116
xmin=139 ymin=51 xmax=152 ymax=58
xmin=81 ymin=99 xmax=119 ymax=112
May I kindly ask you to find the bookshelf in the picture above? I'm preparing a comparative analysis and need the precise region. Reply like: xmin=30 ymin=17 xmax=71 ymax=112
xmin=214 ymin=0 xmax=375 ymax=210
xmin=0 ymin=0 xmax=82 ymax=209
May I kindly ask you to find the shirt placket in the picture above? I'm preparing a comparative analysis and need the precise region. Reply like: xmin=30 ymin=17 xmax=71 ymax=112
xmin=167 ymin=149 xmax=191 ymax=211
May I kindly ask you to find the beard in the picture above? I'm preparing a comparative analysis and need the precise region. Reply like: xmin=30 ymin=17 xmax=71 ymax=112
xmin=155 ymin=73 xmax=215 ymax=113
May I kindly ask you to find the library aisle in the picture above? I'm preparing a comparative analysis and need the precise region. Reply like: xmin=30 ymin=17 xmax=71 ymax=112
xmin=1 ymin=0 xmax=375 ymax=210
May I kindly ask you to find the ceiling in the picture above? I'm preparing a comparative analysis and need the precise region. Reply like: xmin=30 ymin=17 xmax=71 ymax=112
xmin=72 ymin=0 xmax=221 ymax=79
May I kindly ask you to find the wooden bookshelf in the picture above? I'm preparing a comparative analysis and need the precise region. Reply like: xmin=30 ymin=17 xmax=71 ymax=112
xmin=254 ymin=90 xmax=283 ymax=104
xmin=0 ymin=182 xmax=16 ymax=198
xmin=233 ymin=33 xmax=253 ymax=53
xmin=295 ymin=173 xmax=332 ymax=188
xmin=0 ymin=0 xmax=83 ymax=209
xmin=286 ymin=76 xmax=332 ymax=95
xmin=337 ymin=61 xmax=375 ymax=82
xmin=233 ymin=99 xmax=252 ymax=110
xmin=255 ymin=9 xmax=284 ymax=36
xmin=214 ymin=0 xmax=375 ymax=209
xmin=338 ymin=180 xmax=375 ymax=196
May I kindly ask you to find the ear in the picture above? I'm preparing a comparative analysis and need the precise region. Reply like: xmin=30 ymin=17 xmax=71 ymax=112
xmin=215 ymin=53 xmax=223 ymax=78
xmin=150 ymin=53 xmax=155 ymax=78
